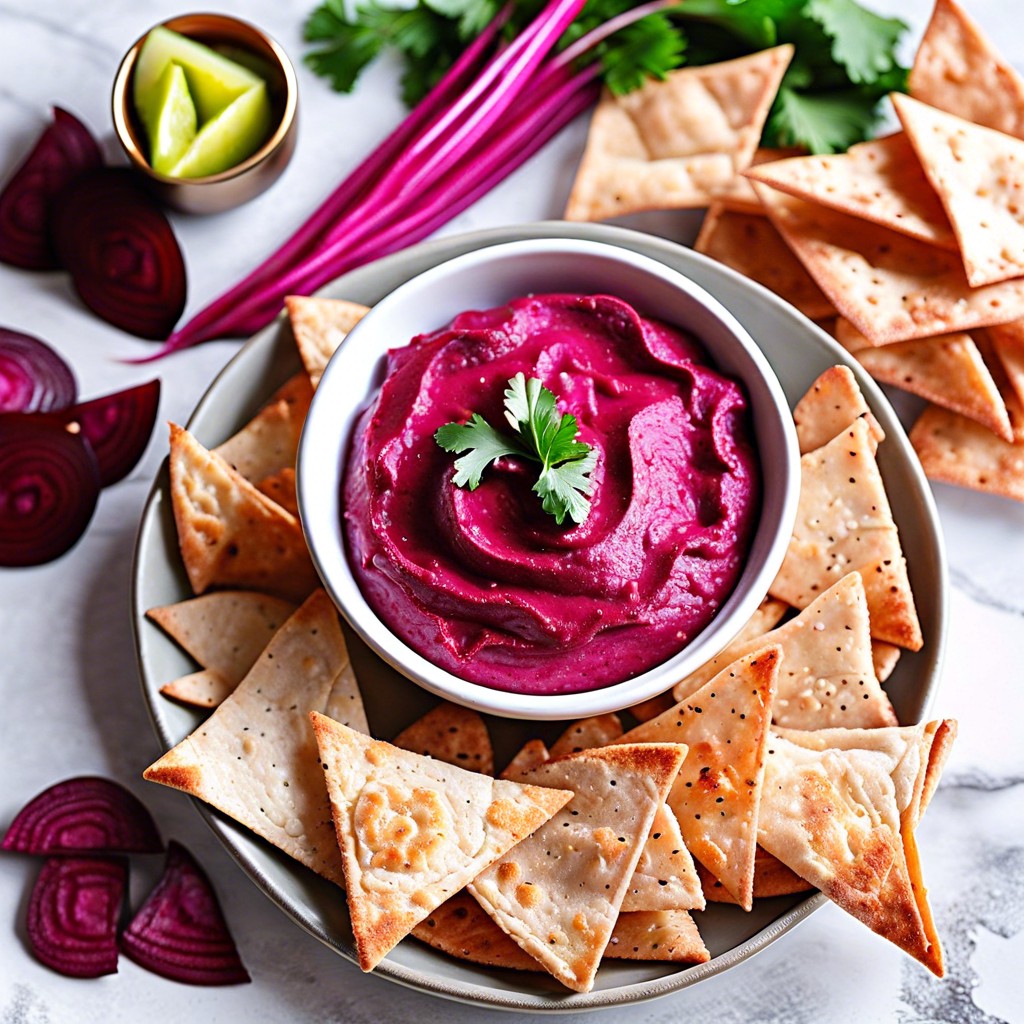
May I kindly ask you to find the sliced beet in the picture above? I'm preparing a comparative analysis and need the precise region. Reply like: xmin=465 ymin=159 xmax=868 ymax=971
xmin=2 ymin=776 xmax=163 ymax=855
xmin=0 ymin=107 xmax=102 ymax=270
xmin=62 ymin=379 xmax=161 ymax=487
xmin=121 ymin=841 xmax=249 ymax=986
xmin=50 ymin=168 xmax=186 ymax=340
xmin=0 ymin=415 xmax=100 ymax=566
xmin=26 ymin=855 xmax=125 ymax=978
xmin=0 ymin=327 xmax=77 ymax=413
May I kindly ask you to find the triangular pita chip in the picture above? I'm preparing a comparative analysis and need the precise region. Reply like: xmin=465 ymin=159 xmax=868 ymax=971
xmin=622 ymin=646 xmax=780 ymax=910
xmin=267 ymin=371 xmax=315 ymax=410
xmin=147 ymin=591 xmax=296 ymax=707
xmin=712 ymin=146 xmax=805 ymax=214
xmin=792 ymin=364 xmax=884 ymax=455
xmin=835 ymin=320 xmax=1012 ymax=441
xmin=256 ymin=467 xmax=298 ymax=517
xmin=310 ymin=712 xmax=573 ymax=972
xmin=604 ymin=910 xmax=709 ymax=964
xmin=392 ymin=701 xmax=494 ymax=775
xmin=769 ymin=418 xmax=923 ymax=650
xmin=499 ymin=739 xmax=549 ymax=781
xmin=872 ymin=641 xmax=901 ymax=684
xmin=168 ymin=423 xmax=318 ymax=602
xmin=694 ymin=204 xmax=835 ymax=320
xmin=285 ymin=295 xmax=369 ymax=388
xmin=987 ymin=321 xmax=1024 ymax=408
xmin=894 ymin=92 xmax=1024 ymax=287
xmin=910 ymin=403 xmax=1024 ymax=502
xmin=752 ymin=181 xmax=1024 ymax=346
xmin=548 ymin=714 xmax=623 ymax=759
xmin=214 ymin=396 xmax=309 ymax=484
xmin=698 ymin=845 xmax=812 ymax=904
xmin=564 ymin=46 xmax=793 ymax=221
xmin=677 ymin=573 xmax=896 ymax=730
xmin=469 ymin=743 xmax=686 ymax=992
xmin=143 ymin=590 xmax=367 ymax=887
xmin=909 ymin=0 xmax=1024 ymax=139
xmin=744 ymin=133 xmax=956 ymax=250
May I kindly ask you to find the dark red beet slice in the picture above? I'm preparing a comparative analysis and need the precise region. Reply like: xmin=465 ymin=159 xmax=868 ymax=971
xmin=27 ymin=855 xmax=125 ymax=978
xmin=0 ymin=415 xmax=101 ymax=566
xmin=121 ymin=841 xmax=250 ymax=986
xmin=0 ymin=327 xmax=77 ymax=413
xmin=0 ymin=107 xmax=102 ymax=270
xmin=61 ymin=379 xmax=161 ymax=487
xmin=2 ymin=776 xmax=163 ymax=855
xmin=50 ymin=168 xmax=186 ymax=340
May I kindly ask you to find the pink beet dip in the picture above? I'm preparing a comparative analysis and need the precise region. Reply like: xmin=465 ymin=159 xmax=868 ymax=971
xmin=343 ymin=293 xmax=759 ymax=695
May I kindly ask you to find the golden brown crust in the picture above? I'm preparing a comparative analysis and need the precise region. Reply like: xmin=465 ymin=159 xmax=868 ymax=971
xmin=392 ymin=701 xmax=494 ymax=775
xmin=548 ymin=714 xmax=623 ymax=758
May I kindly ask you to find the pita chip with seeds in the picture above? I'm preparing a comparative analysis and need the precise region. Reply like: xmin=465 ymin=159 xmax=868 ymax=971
xmin=143 ymin=590 xmax=367 ymax=887
xmin=909 ymin=0 xmax=1024 ymax=140
xmin=792 ymin=364 xmax=884 ymax=455
xmin=698 ymin=846 xmax=812 ymax=904
xmin=214 ymin=396 xmax=309 ymax=485
xmin=987 ymin=321 xmax=1024 ymax=407
xmin=168 ymin=424 xmax=318 ymax=603
xmin=604 ymin=910 xmax=709 ymax=964
xmin=621 ymin=646 xmax=780 ymax=910
xmin=752 ymin=181 xmax=1024 ymax=347
xmin=469 ymin=743 xmax=686 ymax=992
xmin=676 ymin=573 xmax=896 ymax=730
xmin=894 ymin=93 xmax=1024 ymax=288
xmin=548 ymin=714 xmax=623 ymax=759
xmin=285 ymin=295 xmax=369 ymax=388
xmin=711 ymin=146 xmax=804 ymax=214
xmin=744 ymin=134 xmax=956 ymax=250
xmin=499 ymin=739 xmax=550 ymax=781
xmin=564 ymin=46 xmax=792 ymax=221
xmin=910 ymin=403 xmax=1024 ymax=502
xmin=770 ymin=417 xmax=923 ymax=650
xmin=392 ymin=701 xmax=494 ymax=776
xmin=147 ymin=591 xmax=296 ymax=708
xmin=694 ymin=205 xmax=835 ymax=321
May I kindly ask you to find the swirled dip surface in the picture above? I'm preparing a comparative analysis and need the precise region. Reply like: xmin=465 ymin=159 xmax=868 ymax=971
xmin=343 ymin=294 xmax=759 ymax=694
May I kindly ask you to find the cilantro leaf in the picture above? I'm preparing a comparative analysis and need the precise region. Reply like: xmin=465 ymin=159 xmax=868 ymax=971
xmin=804 ymin=0 xmax=907 ymax=85
xmin=598 ymin=15 xmax=688 ymax=96
xmin=767 ymin=85 xmax=883 ymax=153
xmin=436 ymin=374 xmax=597 ymax=525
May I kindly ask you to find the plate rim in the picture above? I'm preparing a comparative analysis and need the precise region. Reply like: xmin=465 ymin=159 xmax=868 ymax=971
xmin=131 ymin=219 xmax=948 ymax=1012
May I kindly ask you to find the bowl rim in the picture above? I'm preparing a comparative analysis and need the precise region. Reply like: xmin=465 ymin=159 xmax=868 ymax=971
xmin=296 ymin=236 xmax=801 ymax=720
xmin=110 ymin=11 xmax=298 ymax=186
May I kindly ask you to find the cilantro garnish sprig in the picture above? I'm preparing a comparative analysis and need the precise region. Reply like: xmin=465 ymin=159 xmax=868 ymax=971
xmin=434 ymin=373 xmax=598 ymax=526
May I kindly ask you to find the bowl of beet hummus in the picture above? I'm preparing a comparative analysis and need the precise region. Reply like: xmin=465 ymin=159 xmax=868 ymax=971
xmin=298 ymin=238 xmax=799 ymax=719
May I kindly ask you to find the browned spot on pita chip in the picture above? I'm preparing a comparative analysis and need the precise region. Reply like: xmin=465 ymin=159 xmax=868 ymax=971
xmin=499 ymin=739 xmax=549 ymax=781
xmin=564 ymin=47 xmax=793 ymax=221
xmin=392 ymin=701 xmax=494 ymax=776
xmin=548 ymin=714 xmax=623 ymax=759
xmin=255 ymin=467 xmax=298 ymax=517
xmin=168 ymin=424 xmax=318 ymax=602
xmin=792 ymin=364 xmax=884 ymax=455
xmin=285 ymin=295 xmax=369 ymax=388
xmin=698 ymin=845 xmax=813 ymax=904
xmin=872 ymin=641 xmax=901 ymax=684
xmin=627 ymin=692 xmax=676 ymax=724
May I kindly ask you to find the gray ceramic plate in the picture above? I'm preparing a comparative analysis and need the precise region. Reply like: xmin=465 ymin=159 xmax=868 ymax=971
xmin=131 ymin=222 xmax=947 ymax=1013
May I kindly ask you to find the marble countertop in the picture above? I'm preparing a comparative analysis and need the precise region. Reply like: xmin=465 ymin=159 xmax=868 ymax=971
xmin=1 ymin=1 xmax=1022 ymax=1021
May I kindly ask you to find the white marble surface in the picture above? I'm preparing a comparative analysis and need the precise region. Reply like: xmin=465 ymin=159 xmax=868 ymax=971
xmin=1 ymin=1 xmax=1023 ymax=1021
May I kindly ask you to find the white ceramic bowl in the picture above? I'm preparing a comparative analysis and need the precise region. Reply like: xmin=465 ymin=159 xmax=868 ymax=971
xmin=297 ymin=237 xmax=800 ymax=719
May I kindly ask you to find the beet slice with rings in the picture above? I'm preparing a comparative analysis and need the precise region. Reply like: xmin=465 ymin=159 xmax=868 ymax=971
xmin=120 ymin=841 xmax=250 ymax=986
xmin=62 ymin=379 xmax=161 ymax=487
xmin=0 ymin=415 xmax=101 ymax=566
xmin=2 ymin=776 xmax=163 ymax=855
xmin=26 ymin=855 xmax=126 ymax=978
xmin=0 ymin=327 xmax=77 ymax=413
xmin=0 ymin=107 xmax=102 ymax=270
xmin=50 ymin=168 xmax=187 ymax=340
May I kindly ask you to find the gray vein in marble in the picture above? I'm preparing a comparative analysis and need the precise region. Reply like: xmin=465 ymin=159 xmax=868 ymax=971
xmin=898 ymin=846 xmax=1023 ymax=1024
xmin=950 ymin=568 xmax=1024 ymax=619
xmin=942 ymin=771 xmax=1024 ymax=793
xmin=1 ymin=985 xmax=50 ymax=1024
xmin=0 ymin=5 xmax=118 ymax=65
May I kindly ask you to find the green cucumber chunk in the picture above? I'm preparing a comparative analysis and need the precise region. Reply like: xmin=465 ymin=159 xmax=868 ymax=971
xmin=143 ymin=63 xmax=198 ymax=174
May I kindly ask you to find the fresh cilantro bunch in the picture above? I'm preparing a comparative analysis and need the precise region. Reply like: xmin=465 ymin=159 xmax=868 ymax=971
xmin=303 ymin=0 xmax=909 ymax=153
xmin=434 ymin=373 xmax=598 ymax=525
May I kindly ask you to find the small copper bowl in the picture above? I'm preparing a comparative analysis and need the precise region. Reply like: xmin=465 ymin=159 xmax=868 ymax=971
xmin=112 ymin=13 xmax=298 ymax=214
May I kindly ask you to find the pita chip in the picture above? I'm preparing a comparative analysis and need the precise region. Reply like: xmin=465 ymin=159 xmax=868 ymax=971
xmin=168 ymin=423 xmax=318 ymax=603
xmin=909 ymin=0 xmax=1024 ymax=140
xmin=548 ymin=714 xmax=623 ymax=759
xmin=910 ymin=403 xmax=1024 ymax=502
xmin=744 ymin=134 xmax=956 ymax=250
xmin=792 ymin=364 xmax=884 ymax=455
xmin=392 ymin=702 xmax=494 ymax=776
xmin=698 ymin=845 xmax=812 ymax=904
xmin=627 ymin=692 xmax=676 ymax=724
xmin=214 ymin=395 xmax=309 ymax=485
xmin=267 ymin=371 xmax=315 ymax=410
xmin=872 ymin=641 xmax=901 ymax=684
xmin=770 ymin=418 xmax=923 ymax=650
xmin=623 ymin=646 xmax=780 ymax=910
xmin=987 ymin=321 xmax=1024 ymax=408
xmin=620 ymin=802 xmax=704 ymax=913
xmin=285 ymin=295 xmax=369 ymax=388
xmin=143 ymin=590 xmax=367 ymax=887
xmin=694 ymin=204 xmax=835 ymax=321
xmin=469 ymin=743 xmax=686 ymax=992
xmin=894 ymin=93 xmax=1024 ymax=287
xmin=499 ymin=739 xmax=550 ymax=781
xmin=564 ymin=46 xmax=793 ymax=221
xmin=605 ymin=910 xmax=709 ymax=964
xmin=147 ymin=591 xmax=296 ymax=708
xmin=753 ymin=181 xmax=1024 ymax=346
xmin=310 ymin=713 xmax=573 ymax=972
xmin=256 ymin=467 xmax=298 ymax=517
xmin=712 ymin=146 xmax=805 ymax=214
xmin=836 ymin=319 xmax=1013 ymax=440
